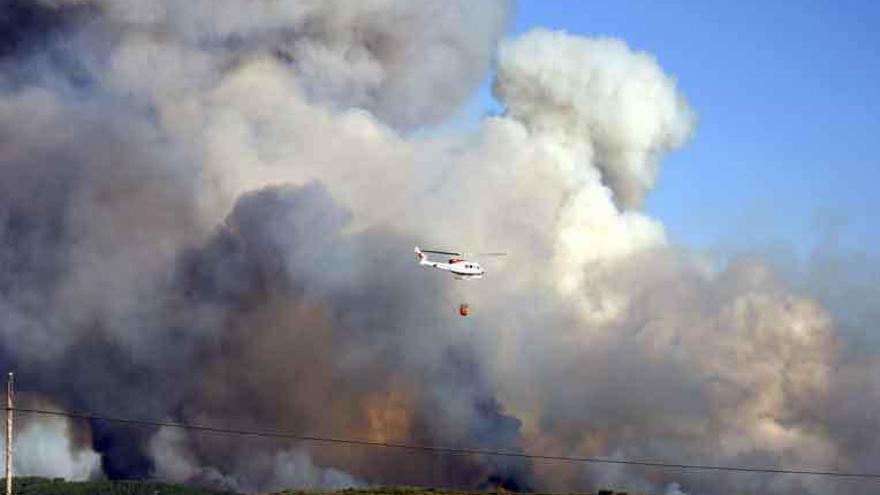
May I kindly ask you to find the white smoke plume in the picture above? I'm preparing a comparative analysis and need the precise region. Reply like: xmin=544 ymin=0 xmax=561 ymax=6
xmin=495 ymin=29 xmax=696 ymax=209
xmin=0 ymin=1 xmax=877 ymax=494
xmin=40 ymin=0 xmax=509 ymax=130
xmin=149 ymin=427 xmax=361 ymax=493
xmin=665 ymin=482 xmax=689 ymax=495
xmin=0 ymin=399 xmax=100 ymax=480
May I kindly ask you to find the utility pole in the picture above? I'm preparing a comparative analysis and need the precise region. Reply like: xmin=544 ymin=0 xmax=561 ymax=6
xmin=5 ymin=372 xmax=12 ymax=495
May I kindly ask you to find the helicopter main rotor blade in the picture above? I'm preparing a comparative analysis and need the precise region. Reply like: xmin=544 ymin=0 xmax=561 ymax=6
xmin=421 ymin=249 xmax=463 ymax=256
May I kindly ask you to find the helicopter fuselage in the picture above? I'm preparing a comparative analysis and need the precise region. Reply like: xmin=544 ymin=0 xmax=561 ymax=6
xmin=420 ymin=258 xmax=484 ymax=279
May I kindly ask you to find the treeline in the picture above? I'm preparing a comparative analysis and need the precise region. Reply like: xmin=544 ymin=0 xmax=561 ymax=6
xmin=2 ymin=477 xmax=233 ymax=495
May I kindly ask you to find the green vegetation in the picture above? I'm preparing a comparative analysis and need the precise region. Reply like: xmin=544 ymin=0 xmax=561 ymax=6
xmin=4 ymin=477 xmax=234 ymax=495
xmin=2 ymin=478 xmax=634 ymax=495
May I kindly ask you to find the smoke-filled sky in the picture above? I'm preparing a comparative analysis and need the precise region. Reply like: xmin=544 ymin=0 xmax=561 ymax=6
xmin=501 ymin=1 xmax=880 ymax=255
xmin=1 ymin=1 xmax=879 ymax=495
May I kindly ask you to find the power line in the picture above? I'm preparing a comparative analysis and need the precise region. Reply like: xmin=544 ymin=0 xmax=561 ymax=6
xmin=9 ymin=406 xmax=880 ymax=481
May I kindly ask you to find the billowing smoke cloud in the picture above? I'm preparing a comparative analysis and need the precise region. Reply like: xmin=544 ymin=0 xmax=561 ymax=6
xmin=494 ymin=30 xmax=696 ymax=209
xmin=0 ymin=2 xmax=877 ymax=494
xmin=149 ymin=427 xmax=362 ymax=492
xmin=0 ymin=397 xmax=100 ymax=481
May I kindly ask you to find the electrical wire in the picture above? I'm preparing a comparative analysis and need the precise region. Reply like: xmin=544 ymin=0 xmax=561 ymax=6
xmin=7 ymin=406 xmax=879 ymax=481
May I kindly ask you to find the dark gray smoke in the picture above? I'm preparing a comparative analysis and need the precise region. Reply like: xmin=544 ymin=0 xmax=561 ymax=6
xmin=0 ymin=0 xmax=525 ymax=490
xmin=1 ymin=2 xmax=878 ymax=495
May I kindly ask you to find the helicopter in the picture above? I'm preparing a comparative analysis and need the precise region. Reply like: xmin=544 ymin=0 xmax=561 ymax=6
xmin=414 ymin=247 xmax=507 ymax=316
xmin=414 ymin=246 xmax=506 ymax=280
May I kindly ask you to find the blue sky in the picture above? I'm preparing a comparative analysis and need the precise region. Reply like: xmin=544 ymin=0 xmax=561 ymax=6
xmin=462 ymin=1 xmax=880 ymax=255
